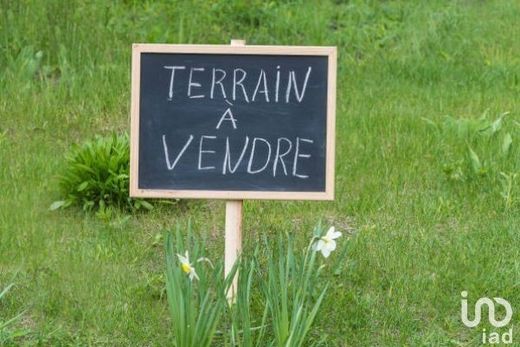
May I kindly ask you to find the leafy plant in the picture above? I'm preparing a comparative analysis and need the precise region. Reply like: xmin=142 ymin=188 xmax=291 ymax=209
xmin=426 ymin=112 xmax=517 ymax=184
xmin=165 ymin=226 xmax=236 ymax=347
xmin=51 ymin=133 xmax=152 ymax=212
xmin=262 ymin=226 xmax=329 ymax=347
xmin=227 ymin=254 xmax=268 ymax=347
xmin=164 ymin=223 xmax=337 ymax=347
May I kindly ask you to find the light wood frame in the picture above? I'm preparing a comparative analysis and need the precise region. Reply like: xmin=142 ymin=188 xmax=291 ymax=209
xmin=130 ymin=43 xmax=337 ymax=200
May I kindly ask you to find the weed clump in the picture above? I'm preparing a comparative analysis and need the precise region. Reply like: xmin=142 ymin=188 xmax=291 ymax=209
xmin=51 ymin=133 xmax=152 ymax=212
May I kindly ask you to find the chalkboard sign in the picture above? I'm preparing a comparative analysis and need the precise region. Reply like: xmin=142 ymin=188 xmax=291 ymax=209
xmin=130 ymin=44 xmax=336 ymax=200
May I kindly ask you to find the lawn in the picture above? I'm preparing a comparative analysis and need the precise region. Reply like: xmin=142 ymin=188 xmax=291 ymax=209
xmin=0 ymin=0 xmax=519 ymax=346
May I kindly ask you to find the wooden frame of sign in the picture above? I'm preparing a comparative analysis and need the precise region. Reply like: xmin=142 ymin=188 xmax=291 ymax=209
xmin=130 ymin=43 xmax=336 ymax=201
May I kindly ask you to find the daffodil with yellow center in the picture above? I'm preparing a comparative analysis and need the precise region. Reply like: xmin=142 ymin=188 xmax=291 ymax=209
xmin=177 ymin=251 xmax=199 ymax=281
xmin=312 ymin=226 xmax=342 ymax=258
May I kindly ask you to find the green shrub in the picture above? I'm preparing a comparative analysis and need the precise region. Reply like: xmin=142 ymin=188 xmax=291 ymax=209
xmin=51 ymin=133 xmax=152 ymax=212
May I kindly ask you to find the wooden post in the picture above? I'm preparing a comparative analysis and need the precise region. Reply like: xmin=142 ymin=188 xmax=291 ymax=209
xmin=230 ymin=39 xmax=246 ymax=47
xmin=225 ymin=200 xmax=242 ymax=300
xmin=225 ymin=39 xmax=245 ymax=301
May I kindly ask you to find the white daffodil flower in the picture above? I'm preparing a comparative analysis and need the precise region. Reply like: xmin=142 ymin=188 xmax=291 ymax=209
xmin=177 ymin=251 xmax=199 ymax=281
xmin=313 ymin=226 xmax=342 ymax=258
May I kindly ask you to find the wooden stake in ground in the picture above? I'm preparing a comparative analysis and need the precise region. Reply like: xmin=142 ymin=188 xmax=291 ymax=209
xmin=225 ymin=199 xmax=242 ymax=300
xmin=224 ymin=40 xmax=246 ymax=301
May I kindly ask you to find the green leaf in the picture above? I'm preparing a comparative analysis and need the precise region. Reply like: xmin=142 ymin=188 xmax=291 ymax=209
xmin=489 ymin=115 xmax=503 ymax=135
xmin=77 ymin=181 xmax=89 ymax=192
xmin=468 ymin=146 xmax=481 ymax=174
xmin=0 ymin=283 xmax=14 ymax=300
xmin=49 ymin=200 xmax=66 ymax=211
xmin=502 ymin=133 xmax=512 ymax=155
xmin=139 ymin=200 xmax=154 ymax=210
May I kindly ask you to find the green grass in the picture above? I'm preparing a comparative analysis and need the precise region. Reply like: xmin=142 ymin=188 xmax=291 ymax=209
xmin=1 ymin=0 xmax=519 ymax=345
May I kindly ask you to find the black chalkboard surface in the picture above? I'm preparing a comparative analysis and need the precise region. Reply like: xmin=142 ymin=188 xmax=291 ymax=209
xmin=130 ymin=44 xmax=336 ymax=200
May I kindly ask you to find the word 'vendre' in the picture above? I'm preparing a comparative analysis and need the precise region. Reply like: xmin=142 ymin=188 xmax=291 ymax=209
xmin=162 ymin=135 xmax=313 ymax=178
xmin=164 ymin=65 xmax=312 ymax=103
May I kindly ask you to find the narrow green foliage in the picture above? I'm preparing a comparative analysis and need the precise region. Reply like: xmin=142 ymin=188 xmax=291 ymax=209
xmin=53 ymin=133 xmax=152 ymax=212
xmin=165 ymin=226 xmax=235 ymax=347
xmin=228 ymin=254 xmax=268 ymax=347
xmin=164 ymin=224 xmax=333 ymax=347
xmin=262 ymin=225 xmax=329 ymax=347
